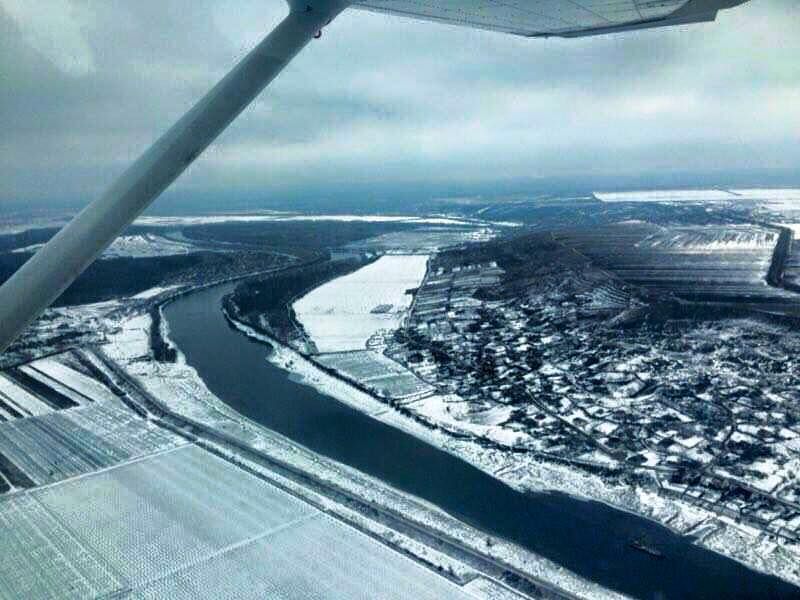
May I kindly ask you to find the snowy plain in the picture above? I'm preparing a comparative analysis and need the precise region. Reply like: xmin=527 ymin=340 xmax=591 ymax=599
xmin=135 ymin=214 xmax=473 ymax=227
xmin=12 ymin=234 xmax=197 ymax=258
xmin=595 ymin=188 xmax=800 ymax=205
xmin=293 ymin=255 xmax=429 ymax=352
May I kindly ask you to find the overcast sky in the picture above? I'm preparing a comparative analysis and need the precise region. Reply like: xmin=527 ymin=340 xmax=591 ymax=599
xmin=0 ymin=0 xmax=798 ymax=208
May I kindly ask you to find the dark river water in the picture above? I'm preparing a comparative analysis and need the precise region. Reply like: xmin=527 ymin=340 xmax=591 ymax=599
xmin=164 ymin=282 xmax=799 ymax=600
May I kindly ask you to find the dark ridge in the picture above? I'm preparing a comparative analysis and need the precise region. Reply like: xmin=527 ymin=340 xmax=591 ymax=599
xmin=181 ymin=220 xmax=418 ymax=257
xmin=0 ymin=450 xmax=35 ymax=489
xmin=6 ymin=369 xmax=77 ymax=410
xmin=0 ymin=249 xmax=284 ymax=307
xmin=766 ymin=225 xmax=791 ymax=287
xmin=0 ymin=396 xmax=24 ymax=419
xmin=0 ymin=227 xmax=60 ymax=253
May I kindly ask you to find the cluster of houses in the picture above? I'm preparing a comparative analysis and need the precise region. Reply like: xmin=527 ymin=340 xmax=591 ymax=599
xmin=384 ymin=254 xmax=800 ymax=547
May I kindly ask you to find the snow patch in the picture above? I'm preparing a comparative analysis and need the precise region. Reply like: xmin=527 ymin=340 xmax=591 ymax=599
xmin=293 ymin=255 xmax=428 ymax=352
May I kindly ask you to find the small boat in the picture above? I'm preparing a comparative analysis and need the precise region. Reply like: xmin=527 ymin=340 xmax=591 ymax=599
xmin=629 ymin=538 xmax=665 ymax=559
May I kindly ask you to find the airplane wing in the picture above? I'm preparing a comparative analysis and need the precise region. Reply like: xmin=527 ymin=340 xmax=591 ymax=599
xmin=352 ymin=0 xmax=749 ymax=37
xmin=0 ymin=0 xmax=751 ymax=354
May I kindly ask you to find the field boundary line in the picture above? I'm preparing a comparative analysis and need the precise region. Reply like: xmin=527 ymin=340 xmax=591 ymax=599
xmin=129 ymin=511 xmax=323 ymax=592
xmin=8 ymin=441 xmax=190 ymax=498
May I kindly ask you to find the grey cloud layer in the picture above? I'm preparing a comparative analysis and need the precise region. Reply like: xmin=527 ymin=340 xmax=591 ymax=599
xmin=1 ymin=0 xmax=798 ymax=203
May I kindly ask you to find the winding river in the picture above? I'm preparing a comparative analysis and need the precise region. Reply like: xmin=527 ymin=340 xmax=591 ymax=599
xmin=164 ymin=281 xmax=797 ymax=600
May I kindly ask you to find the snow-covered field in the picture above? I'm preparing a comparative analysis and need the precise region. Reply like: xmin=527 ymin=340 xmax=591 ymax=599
xmin=18 ymin=364 xmax=91 ymax=407
xmin=2 ymin=444 xmax=472 ymax=600
xmin=0 ymin=374 xmax=52 ymax=416
xmin=13 ymin=234 xmax=197 ymax=258
xmin=131 ymin=284 xmax=183 ymax=300
xmin=102 ymin=234 xmax=197 ymax=258
xmin=733 ymin=189 xmax=800 ymax=202
xmin=26 ymin=358 xmax=120 ymax=404
xmin=135 ymin=213 xmax=472 ymax=227
xmin=0 ymin=402 xmax=184 ymax=485
xmin=596 ymin=188 xmax=800 ymax=205
xmin=293 ymin=255 xmax=429 ymax=353
xmin=316 ymin=351 xmax=434 ymax=400
xmin=595 ymin=189 xmax=740 ymax=203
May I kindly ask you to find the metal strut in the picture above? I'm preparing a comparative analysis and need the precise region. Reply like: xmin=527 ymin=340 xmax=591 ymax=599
xmin=0 ymin=1 xmax=348 ymax=354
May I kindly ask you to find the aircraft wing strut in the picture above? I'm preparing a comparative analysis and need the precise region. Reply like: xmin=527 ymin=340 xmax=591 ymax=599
xmin=0 ymin=1 xmax=346 ymax=352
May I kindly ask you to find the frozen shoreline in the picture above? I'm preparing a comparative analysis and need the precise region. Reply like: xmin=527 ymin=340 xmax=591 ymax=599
xmin=101 ymin=294 xmax=625 ymax=600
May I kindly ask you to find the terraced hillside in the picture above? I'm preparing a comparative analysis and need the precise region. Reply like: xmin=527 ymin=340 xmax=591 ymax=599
xmin=554 ymin=223 xmax=800 ymax=312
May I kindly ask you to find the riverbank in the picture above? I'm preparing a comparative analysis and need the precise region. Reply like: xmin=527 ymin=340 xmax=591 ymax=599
xmin=103 ymin=283 xmax=624 ymax=600
xmin=103 ymin=276 xmax=799 ymax=598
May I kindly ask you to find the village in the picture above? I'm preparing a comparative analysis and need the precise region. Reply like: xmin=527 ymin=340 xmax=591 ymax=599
xmin=379 ymin=239 xmax=800 ymax=553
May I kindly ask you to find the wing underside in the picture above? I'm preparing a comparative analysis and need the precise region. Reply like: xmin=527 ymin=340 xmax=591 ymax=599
xmin=352 ymin=0 xmax=748 ymax=37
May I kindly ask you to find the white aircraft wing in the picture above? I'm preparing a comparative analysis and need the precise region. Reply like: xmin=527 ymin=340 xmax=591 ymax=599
xmin=353 ymin=0 xmax=747 ymax=37
xmin=0 ymin=0 xmax=752 ymax=353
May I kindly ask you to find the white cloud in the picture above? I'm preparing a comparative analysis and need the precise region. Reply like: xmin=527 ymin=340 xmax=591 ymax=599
xmin=0 ymin=0 xmax=797 ymax=204
xmin=1 ymin=0 xmax=95 ymax=76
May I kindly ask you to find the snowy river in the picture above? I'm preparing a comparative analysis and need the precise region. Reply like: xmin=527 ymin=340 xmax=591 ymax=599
xmin=164 ymin=281 xmax=797 ymax=600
